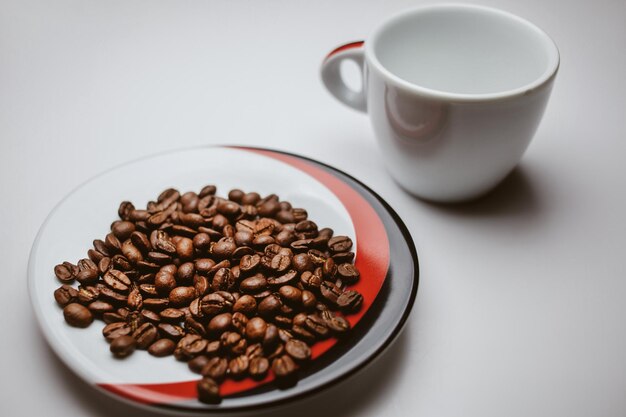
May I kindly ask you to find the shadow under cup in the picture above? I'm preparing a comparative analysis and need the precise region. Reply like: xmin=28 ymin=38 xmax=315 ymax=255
xmin=365 ymin=5 xmax=560 ymax=202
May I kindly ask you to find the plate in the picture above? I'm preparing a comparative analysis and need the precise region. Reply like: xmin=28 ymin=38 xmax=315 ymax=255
xmin=28 ymin=146 xmax=418 ymax=413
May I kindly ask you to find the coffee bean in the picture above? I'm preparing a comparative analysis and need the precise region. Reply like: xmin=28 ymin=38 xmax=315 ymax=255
xmin=249 ymin=356 xmax=269 ymax=380
xmin=209 ymin=237 xmax=235 ymax=259
xmin=132 ymin=323 xmax=158 ymax=349
xmin=211 ymin=267 xmax=234 ymax=292
xmin=270 ymin=254 xmax=291 ymax=272
xmin=291 ymin=325 xmax=316 ymax=345
xmin=267 ymin=270 xmax=298 ymax=286
xmin=320 ymin=281 xmax=342 ymax=305
xmin=337 ymin=263 xmax=360 ymax=284
xmin=188 ymin=355 xmax=211 ymax=374
xmin=103 ymin=322 xmax=131 ymax=342
xmin=328 ymin=236 xmax=353 ymax=253
xmin=201 ymin=292 xmax=233 ymax=316
xmin=197 ymin=377 xmax=221 ymax=404
xmin=337 ymin=290 xmax=363 ymax=313
xmin=63 ymin=303 xmax=93 ymax=328
xmin=177 ymin=262 xmax=195 ymax=283
xmin=245 ymin=317 xmax=267 ymax=342
xmin=110 ymin=335 xmax=136 ymax=358
xmin=169 ymin=287 xmax=197 ymax=307
xmin=228 ymin=355 xmax=249 ymax=379
xmin=321 ymin=310 xmax=351 ymax=334
xmin=142 ymin=297 xmax=170 ymax=310
xmin=279 ymin=285 xmax=302 ymax=306
xmin=239 ymin=274 xmax=267 ymax=293
xmin=54 ymin=285 xmax=78 ymax=307
xmin=121 ymin=240 xmax=143 ymax=264
xmin=304 ymin=315 xmax=330 ymax=339
xmin=201 ymin=357 xmax=228 ymax=381
xmin=76 ymin=259 xmax=99 ymax=284
xmin=301 ymin=290 xmax=317 ymax=310
xmin=140 ymin=308 xmax=160 ymax=324
xmin=103 ymin=269 xmax=131 ymax=293
xmin=54 ymin=264 xmax=75 ymax=283
xmin=233 ymin=294 xmax=256 ymax=316
xmin=88 ymin=300 xmax=114 ymax=315
xmin=272 ymin=354 xmax=297 ymax=378
xmin=155 ymin=271 xmax=177 ymax=295
xmin=285 ymin=338 xmax=311 ymax=361
xmin=257 ymin=294 xmax=282 ymax=318
xmin=208 ymin=313 xmax=232 ymax=335
xmin=175 ymin=334 xmax=208 ymax=361
xmin=158 ymin=323 xmax=185 ymax=340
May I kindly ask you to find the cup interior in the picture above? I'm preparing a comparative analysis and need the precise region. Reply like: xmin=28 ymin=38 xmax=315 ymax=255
xmin=370 ymin=5 xmax=559 ymax=96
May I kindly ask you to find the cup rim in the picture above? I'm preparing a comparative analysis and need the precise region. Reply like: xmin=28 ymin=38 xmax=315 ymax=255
xmin=365 ymin=3 xmax=560 ymax=102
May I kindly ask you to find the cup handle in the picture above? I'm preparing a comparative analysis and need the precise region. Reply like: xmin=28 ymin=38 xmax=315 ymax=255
xmin=320 ymin=41 xmax=367 ymax=113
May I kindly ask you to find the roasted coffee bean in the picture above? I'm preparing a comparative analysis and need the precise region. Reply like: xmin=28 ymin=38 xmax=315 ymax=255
xmin=188 ymin=355 xmax=211 ymax=374
xmin=111 ymin=254 xmax=132 ymax=271
xmin=54 ymin=285 xmax=78 ymax=307
xmin=54 ymin=263 xmax=75 ymax=283
xmin=176 ymin=237 xmax=194 ymax=260
xmin=159 ymin=323 xmax=185 ymax=340
xmin=328 ymin=236 xmax=353 ymax=253
xmin=185 ymin=316 xmax=208 ymax=338
xmin=192 ymin=233 xmax=211 ymax=251
xmin=155 ymin=270 xmax=177 ymax=295
xmin=147 ymin=338 xmax=176 ymax=357
xmin=63 ymin=303 xmax=93 ymax=328
xmin=77 ymin=285 xmax=99 ymax=304
xmin=292 ymin=253 xmax=313 ymax=273
xmin=175 ymin=334 xmax=208 ymax=361
xmin=320 ymin=281 xmax=342 ymax=305
xmin=200 ymin=292 xmax=233 ymax=316
xmin=88 ymin=300 xmax=114 ymax=315
xmin=195 ymin=258 xmax=216 ymax=276
xmin=206 ymin=340 xmax=221 ymax=357
xmin=300 ymin=271 xmax=321 ymax=290
xmin=201 ymin=357 xmax=228 ymax=382
xmin=103 ymin=269 xmax=131 ymax=293
xmin=322 ymin=258 xmax=337 ymax=279
xmin=111 ymin=221 xmax=135 ymax=241
xmin=272 ymin=354 xmax=297 ymax=378
xmin=245 ymin=317 xmax=267 ymax=342
xmin=239 ymin=254 xmax=261 ymax=273
xmin=211 ymin=267 xmax=235 ymax=292
xmin=249 ymin=357 xmax=269 ymax=380
xmin=142 ymin=297 xmax=170 ymax=310
xmin=238 ymin=191 xmax=259 ymax=205
xmin=217 ymin=200 xmax=241 ymax=217
xmin=140 ymin=308 xmax=160 ymax=323
xmin=229 ymin=355 xmax=249 ymax=379
xmin=262 ymin=323 xmax=279 ymax=350
xmin=257 ymin=294 xmax=282 ymax=318
xmin=132 ymin=323 xmax=158 ymax=349
xmin=270 ymin=254 xmax=291 ymax=272
xmin=196 ymin=377 xmax=222 ymax=404
xmin=267 ymin=270 xmax=298 ymax=286
xmin=304 ymin=315 xmax=330 ymax=339
xmin=278 ymin=286 xmax=302 ymax=305
xmin=208 ymin=313 xmax=232 ymax=335
xmin=110 ymin=335 xmax=136 ymax=358
xmin=332 ymin=251 xmax=355 ymax=264
xmin=211 ymin=238 xmax=236 ymax=259
xmin=337 ymin=290 xmax=363 ymax=313
xmin=321 ymin=310 xmax=351 ymax=334
xmin=121 ymin=239 xmax=143 ymax=264
xmin=169 ymin=286 xmax=197 ymax=307
xmin=291 ymin=238 xmax=313 ymax=252
xmin=239 ymin=274 xmax=267 ymax=293
xmin=232 ymin=312 xmax=248 ymax=334
xmin=199 ymin=185 xmax=217 ymax=198
xmin=76 ymin=259 xmax=99 ymax=284
xmin=102 ymin=322 xmax=131 ymax=342
xmin=233 ymin=294 xmax=256 ymax=316
xmin=220 ymin=331 xmax=245 ymax=353
xmin=139 ymin=283 xmax=159 ymax=297
xmin=159 ymin=308 xmax=185 ymax=322
xmin=285 ymin=338 xmax=311 ymax=361
xmin=301 ymin=290 xmax=317 ymax=310
xmin=291 ymin=325 xmax=316 ymax=345
xmin=87 ymin=248 xmax=105 ymax=264
xmin=337 ymin=263 xmax=360 ymax=284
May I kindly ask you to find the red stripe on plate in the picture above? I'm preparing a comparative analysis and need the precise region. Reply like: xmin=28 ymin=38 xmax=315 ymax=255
xmin=99 ymin=148 xmax=389 ymax=405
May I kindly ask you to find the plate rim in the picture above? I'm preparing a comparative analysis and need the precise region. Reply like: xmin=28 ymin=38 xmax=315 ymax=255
xmin=27 ymin=145 xmax=419 ymax=413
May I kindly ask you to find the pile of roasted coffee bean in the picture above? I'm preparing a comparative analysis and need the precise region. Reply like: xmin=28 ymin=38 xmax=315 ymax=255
xmin=53 ymin=186 xmax=363 ymax=404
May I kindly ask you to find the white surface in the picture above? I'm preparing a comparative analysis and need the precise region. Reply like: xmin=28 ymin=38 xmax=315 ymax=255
xmin=1 ymin=0 xmax=625 ymax=416
xmin=28 ymin=147 xmax=355 ymax=386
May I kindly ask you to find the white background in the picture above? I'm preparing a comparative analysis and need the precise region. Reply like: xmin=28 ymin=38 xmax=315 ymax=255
xmin=1 ymin=0 xmax=625 ymax=416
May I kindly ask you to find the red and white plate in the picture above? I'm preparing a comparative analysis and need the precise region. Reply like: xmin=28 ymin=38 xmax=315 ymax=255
xmin=28 ymin=146 xmax=418 ymax=413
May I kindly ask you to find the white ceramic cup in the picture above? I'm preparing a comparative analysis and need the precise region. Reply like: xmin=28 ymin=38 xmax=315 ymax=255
xmin=321 ymin=4 xmax=559 ymax=202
